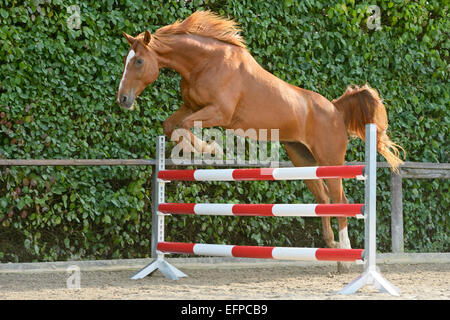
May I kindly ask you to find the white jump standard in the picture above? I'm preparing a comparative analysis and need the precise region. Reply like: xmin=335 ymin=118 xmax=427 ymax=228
xmin=132 ymin=124 xmax=400 ymax=296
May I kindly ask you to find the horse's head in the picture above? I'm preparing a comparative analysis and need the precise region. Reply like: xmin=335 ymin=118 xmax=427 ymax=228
xmin=117 ymin=30 xmax=159 ymax=109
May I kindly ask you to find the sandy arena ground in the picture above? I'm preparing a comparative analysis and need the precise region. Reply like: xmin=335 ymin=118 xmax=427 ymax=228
xmin=0 ymin=262 xmax=449 ymax=300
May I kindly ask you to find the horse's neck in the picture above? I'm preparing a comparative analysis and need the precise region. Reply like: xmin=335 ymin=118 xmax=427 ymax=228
xmin=155 ymin=35 xmax=218 ymax=80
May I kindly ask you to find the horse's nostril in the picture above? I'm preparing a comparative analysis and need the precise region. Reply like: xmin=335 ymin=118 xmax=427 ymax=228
xmin=121 ymin=95 xmax=128 ymax=103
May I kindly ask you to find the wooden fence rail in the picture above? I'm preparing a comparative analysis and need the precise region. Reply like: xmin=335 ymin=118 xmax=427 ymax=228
xmin=1 ymin=159 xmax=448 ymax=253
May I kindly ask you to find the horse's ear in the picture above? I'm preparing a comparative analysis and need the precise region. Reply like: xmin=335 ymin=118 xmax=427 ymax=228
xmin=122 ymin=32 xmax=135 ymax=45
xmin=143 ymin=30 xmax=151 ymax=45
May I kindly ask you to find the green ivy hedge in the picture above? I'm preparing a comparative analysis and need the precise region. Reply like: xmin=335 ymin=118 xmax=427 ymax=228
xmin=0 ymin=0 xmax=448 ymax=262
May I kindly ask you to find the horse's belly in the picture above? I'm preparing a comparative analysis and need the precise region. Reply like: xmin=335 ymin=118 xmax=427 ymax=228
xmin=227 ymin=107 xmax=303 ymax=141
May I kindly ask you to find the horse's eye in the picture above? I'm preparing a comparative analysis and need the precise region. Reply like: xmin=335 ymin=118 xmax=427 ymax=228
xmin=136 ymin=58 xmax=143 ymax=66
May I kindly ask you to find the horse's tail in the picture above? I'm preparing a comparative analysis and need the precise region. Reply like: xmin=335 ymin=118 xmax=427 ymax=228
xmin=332 ymin=84 xmax=405 ymax=172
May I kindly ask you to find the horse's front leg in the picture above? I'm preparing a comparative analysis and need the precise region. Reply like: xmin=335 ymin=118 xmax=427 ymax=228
xmin=163 ymin=104 xmax=193 ymax=137
xmin=178 ymin=104 xmax=232 ymax=155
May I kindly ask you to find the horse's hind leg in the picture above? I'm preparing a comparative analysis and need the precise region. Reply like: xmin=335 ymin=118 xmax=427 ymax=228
xmin=323 ymin=178 xmax=352 ymax=273
xmin=283 ymin=142 xmax=337 ymax=249
xmin=284 ymin=141 xmax=354 ymax=273
xmin=309 ymin=127 xmax=352 ymax=272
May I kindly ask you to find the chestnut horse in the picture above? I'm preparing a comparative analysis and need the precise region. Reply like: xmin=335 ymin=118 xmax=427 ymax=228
xmin=117 ymin=11 xmax=404 ymax=271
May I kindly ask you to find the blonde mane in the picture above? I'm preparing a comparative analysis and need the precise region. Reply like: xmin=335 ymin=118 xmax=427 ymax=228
xmin=149 ymin=11 xmax=246 ymax=49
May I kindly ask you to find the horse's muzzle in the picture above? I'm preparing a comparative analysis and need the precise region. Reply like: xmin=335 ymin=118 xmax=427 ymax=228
xmin=117 ymin=93 xmax=135 ymax=109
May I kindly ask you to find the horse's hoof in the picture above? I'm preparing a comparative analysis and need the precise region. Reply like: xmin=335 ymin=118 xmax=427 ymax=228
xmin=337 ymin=261 xmax=352 ymax=274
xmin=206 ymin=142 xmax=223 ymax=158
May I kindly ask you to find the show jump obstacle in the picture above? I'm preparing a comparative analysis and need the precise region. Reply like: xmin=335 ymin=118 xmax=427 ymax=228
xmin=132 ymin=124 xmax=400 ymax=296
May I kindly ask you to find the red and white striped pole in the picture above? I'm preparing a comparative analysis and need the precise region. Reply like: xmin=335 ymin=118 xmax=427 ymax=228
xmin=159 ymin=203 xmax=364 ymax=218
xmin=158 ymin=165 xmax=365 ymax=181
xmin=157 ymin=242 xmax=364 ymax=262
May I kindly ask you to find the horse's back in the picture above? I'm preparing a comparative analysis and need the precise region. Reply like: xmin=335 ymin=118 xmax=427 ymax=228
xmin=232 ymin=50 xmax=346 ymax=141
